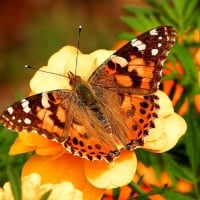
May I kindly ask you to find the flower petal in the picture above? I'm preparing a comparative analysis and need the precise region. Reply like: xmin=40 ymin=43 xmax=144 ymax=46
xmin=22 ymin=173 xmax=42 ymax=200
xmin=2 ymin=182 xmax=13 ymax=200
xmin=157 ymin=90 xmax=174 ymax=117
xmin=47 ymin=46 xmax=81 ymax=70
xmin=9 ymin=132 xmax=65 ymax=156
xmin=22 ymin=154 xmax=104 ymax=200
xmin=9 ymin=137 xmax=36 ymax=155
xmin=154 ymin=113 xmax=187 ymax=153
xmin=30 ymin=66 xmax=68 ymax=93
xmin=47 ymin=182 xmax=83 ymax=200
xmin=143 ymin=113 xmax=186 ymax=152
xmin=85 ymin=150 xmax=137 ymax=189
xmin=30 ymin=46 xmax=98 ymax=93
xmin=90 ymin=49 xmax=114 ymax=66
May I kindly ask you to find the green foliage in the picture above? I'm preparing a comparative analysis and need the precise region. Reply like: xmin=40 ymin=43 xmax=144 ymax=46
xmin=0 ymin=125 xmax=30 ymax=186
xmin=120 ymin=0 xmax=200 ymax=38
xmin=7 ymin=167 xmax=22 ymax=200
xmin=40 ymin=190 xmax=52 ymax=200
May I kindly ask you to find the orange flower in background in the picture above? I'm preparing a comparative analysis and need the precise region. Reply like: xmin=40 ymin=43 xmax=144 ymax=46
xmin=161 ymin=28 xmax=200 ymax=115
xmin=8 ymin=46 xmax=186 ymax=200
xmin=163 ymin=49 xmax=200 ymax=115
xmin=193 ymin=48 xmax=200 ymax=113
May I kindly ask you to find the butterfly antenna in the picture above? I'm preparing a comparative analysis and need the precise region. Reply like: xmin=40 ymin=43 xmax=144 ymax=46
xmin=24 ymin=65 xmax=69 ymax=78
xmin=75 ymin=25 xmax=82 ymax=76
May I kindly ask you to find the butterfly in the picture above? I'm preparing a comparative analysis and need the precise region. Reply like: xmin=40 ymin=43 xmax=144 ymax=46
xmin=0 ymin=26 xmax=176 ymax=162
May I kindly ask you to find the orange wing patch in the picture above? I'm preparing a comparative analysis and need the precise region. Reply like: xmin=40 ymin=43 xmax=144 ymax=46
xmin=120 ymin=94 xmax=159 ymax=150
xmin=115 ymin=75 xmax=133 ymax=87
xmin=63 ymin=123 xmax=120 ymax=162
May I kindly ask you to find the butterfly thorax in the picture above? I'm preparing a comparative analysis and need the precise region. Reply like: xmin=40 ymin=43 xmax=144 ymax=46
xmin=68 ymin=71 xmax=97 ymax=106
xmin=68 ymin=71 xmax=113 ymax=134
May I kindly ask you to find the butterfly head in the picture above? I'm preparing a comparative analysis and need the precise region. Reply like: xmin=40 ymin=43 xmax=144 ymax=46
xmin=68 ymin=71 xmax=81 ymax=88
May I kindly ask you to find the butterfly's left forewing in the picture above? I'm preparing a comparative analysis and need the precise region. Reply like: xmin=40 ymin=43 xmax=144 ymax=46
xmin=0 ymin=90 xmax=74 ymax=141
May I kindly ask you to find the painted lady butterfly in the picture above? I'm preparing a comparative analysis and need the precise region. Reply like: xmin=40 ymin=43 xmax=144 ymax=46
xmin=0 ymin=26 xmax=176 ymax=162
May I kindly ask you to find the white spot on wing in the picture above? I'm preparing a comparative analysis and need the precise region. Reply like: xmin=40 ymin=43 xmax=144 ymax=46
xmin=149 ymin=29 xmax=158 ymax=35
xmin=111 ymin=55 xmax=128 ymax=67
xmin=158 ymin=43 xmax=162 ymax=47
xmin=161 ymin=59 xmax=166 ymax=66
xmin=151 ymin=49 xmax=158 ymax=56
xmin=131 ymin=39 xmax=146 ymax=51
xmin=7 ymin=107 xmax=14 ymax=115
xmin=24 ymin=107 xmax=31 ymax=113
xmin=160 ymin=69 xmax=163 ymax=76
xmin=24 ymin=118 xmax=31 ymax=124
xmin=41 ymin=92 xmax=51 ymax=108
xmin=21 ymin=99 xmax=31 ymax=113
xmin=18 ymin=119 xmax=22 ymax=123
xmin=12 ymin=116 xmax=15 ymax=120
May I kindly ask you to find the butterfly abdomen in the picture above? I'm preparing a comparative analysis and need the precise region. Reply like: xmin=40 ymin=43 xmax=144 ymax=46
xmin=74 ymin=80 xmax=113 ymax=134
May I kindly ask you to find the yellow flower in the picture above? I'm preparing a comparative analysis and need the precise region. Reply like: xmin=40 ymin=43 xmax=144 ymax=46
xmin=9 ymin=46 xmax=186 ymax=200
xmin=0 ymin=173 xmax=82 ymax=200
xmin=142 ymin=90 xmax=187 ymax=153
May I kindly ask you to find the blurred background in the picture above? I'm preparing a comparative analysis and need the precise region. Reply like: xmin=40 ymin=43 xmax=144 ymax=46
xmin=0 ymin=0 xmax=145 ymax=113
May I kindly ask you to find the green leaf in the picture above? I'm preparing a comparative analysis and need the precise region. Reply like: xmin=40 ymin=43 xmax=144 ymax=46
xmin=157 ymin=1 xmax=178 ymax=24
xmin=117 ymin=32 xmax=135 ymax=40
xmin=148 ymin=15 xmax=160 ymax=27
xmin=145 ymin=0 xmax=160 ymax=8
xmin=135 ymin=195 xmax=150 ymax=200
xmin=173 ymin=0 xmax=185 ymax=18
xmin=120 ymin=16 xmax=141 ymax=30
xmin=159 ymin=15 xmax=175 ymax=26
xmin=162 ymin=189 xmax=196 ymax=200
xmin=0 ymin=127 xmax=18 ymax=186
xmin=148 ymin=153 xmax=162 ymax=178
xmin=184 ymin=108 xmax=200 ymax=175
xmin=7 ymin=167 xmax=21 ymax=200
xmin=162 ymin=153 xmax=193 ymax=182
xmin=113 ymin=187 xmax=120 ymax=200
xmin=40 ymin=190 xmax=52 ymax=200
xmin=136 ymin=149 xmax=152 ymax=166
xmin=120 ymin=16 xmax=153 ymax=32
xmin=123 ymin=5 xmax=155 ymax=15
xmin=173 ymin=44 xmax=198 ymax=88
xmin=184 ymin=10 xmax=199 ymax=29
xmin=128 ymin=181 xmax=144 ymax=195
xmin=184 ymin=0 xmax=198 ymax=22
